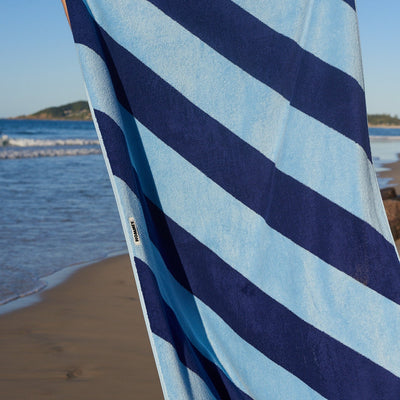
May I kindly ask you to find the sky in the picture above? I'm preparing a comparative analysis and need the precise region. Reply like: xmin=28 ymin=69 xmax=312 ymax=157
xmin=0 ymin=0 xmax=85 ymax=118
xmin=358 ymin=0 xmax=400 ymax=116
xmin=0 ymin=0 xmax=399 ymax=118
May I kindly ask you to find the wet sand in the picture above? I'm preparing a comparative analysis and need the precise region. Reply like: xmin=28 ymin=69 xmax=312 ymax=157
xmin=379 ymin=159 xmax=400 ymax=188
xmin=0 ymin=254 xmax=163 ymax=400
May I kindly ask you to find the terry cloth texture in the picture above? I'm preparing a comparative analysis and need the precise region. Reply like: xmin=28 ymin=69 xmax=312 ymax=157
xmin=65 ymin=0 xmax=400 ymax=398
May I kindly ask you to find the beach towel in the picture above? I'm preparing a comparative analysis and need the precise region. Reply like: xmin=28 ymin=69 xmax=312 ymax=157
xmin=64 ymin=0 xmax=400 ymax=398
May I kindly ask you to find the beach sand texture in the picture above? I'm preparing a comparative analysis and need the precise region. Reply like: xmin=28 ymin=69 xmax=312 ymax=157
xmin=0 ymin=255 xmax=163 ymax=400
xmin=380 ymin=159 xmax=400 ymax=188
xmin=1 ymin=162 xmax=400 ymax=399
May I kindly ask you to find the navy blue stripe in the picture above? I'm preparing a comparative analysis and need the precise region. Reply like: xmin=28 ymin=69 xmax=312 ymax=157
xmin=343 ymin=0 xmax=356 ymax=10
xmin=144 ymin=199 xmax=400 ymax=400
xmin=91 ymin=104 xmax=252 ymax=399
xmin=71 ymin=10 xmax=400 ymax=307
xmin=95 ymin=108 xmax=400 ymax=400
xmin=135 ymin=257 xmax=253 ymax=400
xmin=146 ymin=0 xmax=368 ymax=157
xmin=65 ymin=0 xmax=132 ymax=112
xmin=95 ymin=109 xmax=250 ymax=399
xmin=91 ymin=108 xmax=194 ymax=291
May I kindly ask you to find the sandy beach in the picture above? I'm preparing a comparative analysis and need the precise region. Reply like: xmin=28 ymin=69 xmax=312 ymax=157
xmin=1 ymin=160 xmax=400 ymax=400
xmin=0 ymin=255 xmax=163 ymax=400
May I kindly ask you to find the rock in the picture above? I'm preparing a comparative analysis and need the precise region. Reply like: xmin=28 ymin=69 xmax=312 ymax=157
xmin=383 ymin=199 xmax=400 ymax=240
xmin=381 ymin=187 xmax=397 ymax=200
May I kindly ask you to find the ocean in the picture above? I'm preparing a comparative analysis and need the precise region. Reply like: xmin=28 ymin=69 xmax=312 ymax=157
xmin=0 ymin=120 xmax=399 ymax=310
xmin=0 ymin=119 xmax=127 ymax=308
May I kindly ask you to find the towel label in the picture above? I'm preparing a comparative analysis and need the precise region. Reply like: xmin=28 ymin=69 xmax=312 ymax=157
xmin=129 ymin=217 xmax=141 ymax=245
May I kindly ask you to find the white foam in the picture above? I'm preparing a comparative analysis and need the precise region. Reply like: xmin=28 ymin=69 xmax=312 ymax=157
xmin=0 ymin=148 xmax=102 ymax=159
xmin=370 ymin=136 xmax=400 ymax=141
xmin=0 ymin=134 xmax=99 ymax=147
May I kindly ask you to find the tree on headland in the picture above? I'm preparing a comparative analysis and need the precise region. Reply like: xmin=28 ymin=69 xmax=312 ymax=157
xmin=12 ymin=101 xmax=92 ymax=121
xmin=368 ymin=114 xmax=400 ymax=127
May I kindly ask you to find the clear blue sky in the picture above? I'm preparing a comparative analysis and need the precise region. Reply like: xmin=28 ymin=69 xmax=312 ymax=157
xmin=358 ymin=0 xmax=400 ymax=116
xmin=0 ymin=0 xmax=85 ymax=118
xmin=0 ymin=0 xmax=399 ymax=118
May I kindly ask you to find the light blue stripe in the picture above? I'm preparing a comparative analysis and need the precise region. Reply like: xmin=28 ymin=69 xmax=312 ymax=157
xmin=80 ymin=0 xmax=392 ymax=244
xmin=152 ymin=335 xmax=218 ymax=400
xmin=88 ymin=90 xmax=218 ymax=399
xmin=231 ymin=0 xmax=364 ymax=88
xmin=93 ymin=107 xmax=319 ymax=398
xmin=76 ymin=44 xmax=161 ymax=204
xmin=84 ymin=63 xmax=323 ymax=396
xmin=77 ymin=43 xmax=400 ymax=378
xmin=113 ymin=176 xmax=324 ymax=400
xmin=135 ymin=118 xmax=400 ymax=379
xmin=86 ymin=90 xmax=171 ymax=400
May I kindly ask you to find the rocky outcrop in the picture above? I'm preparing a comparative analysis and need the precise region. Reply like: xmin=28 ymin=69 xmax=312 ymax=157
xmin=381 ymin=187 xmax=397 ymax=201
xmin=382 ymin=188 xmax=400 ymax=240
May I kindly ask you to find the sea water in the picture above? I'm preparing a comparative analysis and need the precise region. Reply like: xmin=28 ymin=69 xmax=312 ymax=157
xmin=0 ymin=119 xmax=127 ymax=307
xmin=0 ymin=120 xmax=399 ymax=309
xmin=370 ymin=127 xmax=400 ymax=187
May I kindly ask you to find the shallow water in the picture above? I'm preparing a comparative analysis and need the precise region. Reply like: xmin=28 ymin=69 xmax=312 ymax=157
xmin=0 ymin=119 xmax=127 ymax=305
xmin=370 ymin=127 xmax=400 ymax=187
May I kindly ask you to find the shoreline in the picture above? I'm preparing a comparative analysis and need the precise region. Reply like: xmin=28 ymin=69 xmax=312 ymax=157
xmin=377 ymin=158 xmax=400 ymax=188
xmin=1 ymin=154 xmax=400 ymax=398
xmin=0 ymin=254 xmax=163 ymax=399
xmin=0 ymin=251 xmax=127 ymax=316
xmin=3 ymin=153 xmax=398 ymax=316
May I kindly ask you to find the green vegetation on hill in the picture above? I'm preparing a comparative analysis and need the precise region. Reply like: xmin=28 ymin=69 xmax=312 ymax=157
xmin=368 ymin=114 xmax=400 ymax=127
xmin=12 ymin=102 xmax=400 ymax=126
xmin=15 ymin=101 xmax=92 ymax=121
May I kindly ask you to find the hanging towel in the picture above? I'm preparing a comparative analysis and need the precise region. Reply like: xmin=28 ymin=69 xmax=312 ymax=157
xmin=64 ymin=0 xmax=400 ymax=398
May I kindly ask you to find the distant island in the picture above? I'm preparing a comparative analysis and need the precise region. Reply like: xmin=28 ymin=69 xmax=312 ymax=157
xmin=12 ymin=101 xmax=92 ymax=121
xmin=368 ymin=114 xmax=400 ymax=128
xmin=9 ymin=101 xmax=400 ymax=127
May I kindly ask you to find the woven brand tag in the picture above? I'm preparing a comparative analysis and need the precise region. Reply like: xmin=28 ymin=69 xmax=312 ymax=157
xmin=129 ymin=217 xmax=141 ymax=245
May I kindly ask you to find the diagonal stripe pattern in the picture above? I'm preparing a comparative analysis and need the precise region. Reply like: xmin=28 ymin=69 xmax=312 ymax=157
xmin=65 ymin=0 xmax=400 ymax=398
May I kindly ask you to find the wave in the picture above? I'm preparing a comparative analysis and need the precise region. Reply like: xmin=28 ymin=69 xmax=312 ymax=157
xmin=0 ymin=134 xmax=99 ymax=147
xmin=370 ymin=135 xmax=400 ymax=141
xmin=0 ymin=148 xmax=102 ymax=159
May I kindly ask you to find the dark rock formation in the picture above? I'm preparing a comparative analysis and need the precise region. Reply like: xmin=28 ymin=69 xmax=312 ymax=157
xmin=381 ymin=187 xmax=397 ymax=201
xmin=382 ymin=188 xmax=400 ymax=240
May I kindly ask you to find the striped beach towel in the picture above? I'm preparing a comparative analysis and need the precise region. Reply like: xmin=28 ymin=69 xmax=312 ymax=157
xmin=64 ymin=0 xmax=400 ymax=398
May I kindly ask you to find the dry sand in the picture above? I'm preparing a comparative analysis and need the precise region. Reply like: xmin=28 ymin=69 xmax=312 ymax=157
xmin=0 ymin=255 xmax=163 ymax=400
